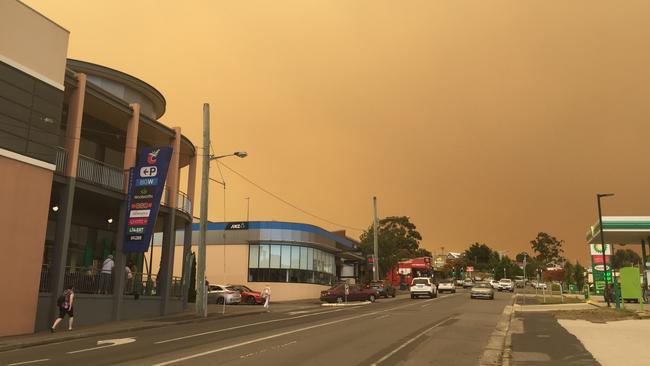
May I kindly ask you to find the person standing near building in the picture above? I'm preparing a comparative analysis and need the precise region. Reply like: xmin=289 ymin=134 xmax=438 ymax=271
xmin=262 ymin=285 xmax=271 ymax=312
xmin=51 ymin=286 xmax=74 ymax=332
xmin=99 ymin=254 xmax=114 ymax=294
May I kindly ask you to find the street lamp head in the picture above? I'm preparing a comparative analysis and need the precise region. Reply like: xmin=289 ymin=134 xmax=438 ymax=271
xmin=234 ymin=151 xmax=248 ymax=158
xmin=597 ymin=193 xmax=615 ymax=198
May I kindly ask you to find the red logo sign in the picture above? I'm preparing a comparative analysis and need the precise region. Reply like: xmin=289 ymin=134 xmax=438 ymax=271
xmin=146 ymin=149 xmax=160 ymax=165
xmin=131 ymin=202 xmax=153 ymax=209
xmin=466 ymin=266 xmax=474 ymax=272
xmin=128 ymin=218 xmax=148 ymax=226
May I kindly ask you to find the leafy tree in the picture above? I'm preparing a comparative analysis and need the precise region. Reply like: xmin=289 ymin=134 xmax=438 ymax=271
xmin=359 ymin=216 xmax=423 ymax=278
xmin=530 ymin=232 xmax=565 ymax=265
xmin=611 ymin=249 xmax=642 ymax=269
xmin=563 ymin=262 xmax=575 ymax=285
xmin=493 ymin=256 xmax=521 ymax=280
xmin=413 ymin=247 xmax=433 ymax=258
xmin=464 ymin=243 xmax=494 ymax=271
xmin=574 ymin=262 xmax=586 ymax=290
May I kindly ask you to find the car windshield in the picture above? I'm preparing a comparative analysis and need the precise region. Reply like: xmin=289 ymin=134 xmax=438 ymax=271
xmin=412 ymin=279 xmax=430 ymax=285
xmin=474 ymin=283 xmax=491 ymax=288
xmin=439 ymin=280 xmax=452 ymax=284
xmin=499 ymin=279 xmax=512 ymax=283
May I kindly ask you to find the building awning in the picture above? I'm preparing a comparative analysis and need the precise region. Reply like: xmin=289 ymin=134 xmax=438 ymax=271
xmin=586 ymin=216 xmax=650 ymax=245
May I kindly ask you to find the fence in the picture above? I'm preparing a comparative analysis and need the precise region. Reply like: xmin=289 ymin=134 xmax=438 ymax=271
xmin=162 ymin=188 xmax=193 ymax=216
xmin=39 ymin=265 xmax=182 ymax=297
xmin=54 ymin=147 xmax=67 ymax=174
xmin=77 ymin=155 xmax=125 ymax=192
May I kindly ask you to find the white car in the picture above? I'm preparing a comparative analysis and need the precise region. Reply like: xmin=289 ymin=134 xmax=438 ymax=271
xmin=437 ymin=280 xmax=456 ymax=293
xmin=207 ymin=284 xmax=242 ymax=304
xmin=410 ymin=277 xmax=438 ymax=299
xmin=531 ymin=281 xmax=548 ymax=290
xmin=489 ymin=280 xmax=500 ymax=289
xmin=498 ymin=279 xmax=514 ymax=292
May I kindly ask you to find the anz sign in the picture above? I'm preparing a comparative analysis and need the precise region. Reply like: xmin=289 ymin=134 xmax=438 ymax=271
xmin=226 ymin=222 xmax=248 ymax=230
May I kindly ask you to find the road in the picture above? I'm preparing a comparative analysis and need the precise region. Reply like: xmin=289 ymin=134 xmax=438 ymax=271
xmin=1 ymin=289 xmax=513 ymax=366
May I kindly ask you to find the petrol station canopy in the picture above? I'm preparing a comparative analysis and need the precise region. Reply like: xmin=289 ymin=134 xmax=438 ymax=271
xmin=586 ymin=216 xmax=650 ymax=245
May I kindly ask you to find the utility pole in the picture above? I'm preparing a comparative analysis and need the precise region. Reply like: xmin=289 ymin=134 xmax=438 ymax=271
xmin=196 ymin=103 xmax=210 ymax=317
xmin=597 ymin=193 xmax=614 ymax=308
xmin=373 ymin=196 xmax=379 ymax=281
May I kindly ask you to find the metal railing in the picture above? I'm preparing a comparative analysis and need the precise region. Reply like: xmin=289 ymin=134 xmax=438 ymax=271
xmin=54 ymin=147 xmax=67 ymax=174
xmin=39 ymin=266 xmax=182 ymax=298
xmin=162 ymin=188 xmax=193 ymax=216
xmin=77 ymin=155 xmax=125 ymax=192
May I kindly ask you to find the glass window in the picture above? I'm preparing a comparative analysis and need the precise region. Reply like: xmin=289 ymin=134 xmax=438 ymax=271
xmin=258 ymin=245 xmax=270 ymax=268
xmin=249 ymin=245 xmax=259 ymax=268
xmin=270 ymin=245 xmax=281 ymax=268
xmin=281 ymin=245 xmax=291 ymax=269
xmin=307 ymin=248 xmax=314 ymax=270
xmin=299 ymin=247 xmax=308 ymax=270
xmin=291 ymin=246 xmax=300 ymax=269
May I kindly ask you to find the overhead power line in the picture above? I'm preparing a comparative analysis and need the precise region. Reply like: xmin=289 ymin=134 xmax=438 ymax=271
xmin=216 ymin=161 xmax=365 ymax=232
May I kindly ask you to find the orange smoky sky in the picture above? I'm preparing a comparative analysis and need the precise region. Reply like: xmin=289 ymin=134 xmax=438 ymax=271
xmin=24 ymin=0 xmax=650 ymax=264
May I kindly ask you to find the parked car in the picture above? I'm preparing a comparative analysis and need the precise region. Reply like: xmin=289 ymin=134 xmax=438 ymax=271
xmin=470 ymin=282 xmax=495 ymax=300
xmin=437 ymin=279 xmax=456 ymax=293
xmin=227 ymin=285 xmax=263 ymax=305
xmin=207 ymin=284 xmax=241 ymax=304
xmin=531 ymin=281 xmax=548 ymax=290
xmin=462 ymin=279 xmax=474 ymax=289
xmin=455 ymin=279 xmax=464 ymax=287
xmin=410 ymin=277 xmax=438 ymax=299
xmin=320 ymin=284 xmax=377 ymax=303
xmin=489 ymin=280 xmax=500 ymax=289
xmin=367 ymin=280 xmax=396 ymax=298
xmin=498 ymin=279 xmax=514 ymax=292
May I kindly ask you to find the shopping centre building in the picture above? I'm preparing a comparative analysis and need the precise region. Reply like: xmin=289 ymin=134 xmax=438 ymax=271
xmin=0 ymin=1 xmax=197 ymax=335
xmin=152 ymin=222 xmax=365 ymax=301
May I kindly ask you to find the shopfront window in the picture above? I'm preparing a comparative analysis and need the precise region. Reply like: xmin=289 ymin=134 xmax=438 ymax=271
xmin=248 ymin=243 xmax=336 ymax=285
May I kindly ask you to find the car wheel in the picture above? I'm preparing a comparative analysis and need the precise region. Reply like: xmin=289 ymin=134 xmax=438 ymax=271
xmin=391 ymin=292 xmax=396 ymax=298
xmin=411 ymin=295 xmax=415 ymax=299
xmin=452 ymin=290 xmax=456 ymax=293
xmin=246 ymin=296 xmax=256 ymax=305
xmin=336 ymin=296 xmax=344 ymax=304
xmin=369 ymin=295 xmax=376 ymax=302
xmin=216 ymin=297 xmax=224 ymax=304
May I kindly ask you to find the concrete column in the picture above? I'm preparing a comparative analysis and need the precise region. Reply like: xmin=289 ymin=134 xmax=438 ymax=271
xmin=159 ymin=128 xmax=182 ymax=314
xmin=123 ymin=103 xmax=140 ymax=175
xmin=64 ymin=73 xmax=86 ymax=178
xmin=186 ymin=154 xmax=197 ymax=210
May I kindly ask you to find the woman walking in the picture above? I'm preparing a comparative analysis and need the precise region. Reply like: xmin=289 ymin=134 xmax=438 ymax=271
xmin=51 ymin=285 xmax=75 ymax=332
xmin=262 ymin=285 xmax=271 ymax=312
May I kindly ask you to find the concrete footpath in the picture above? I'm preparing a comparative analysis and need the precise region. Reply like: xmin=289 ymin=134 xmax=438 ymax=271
xmin=0 ymin=299 xmax=322 ymax=353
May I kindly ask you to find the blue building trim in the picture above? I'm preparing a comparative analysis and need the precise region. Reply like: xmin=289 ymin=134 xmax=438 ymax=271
xmin=191 ymin=221 xmax=356 ymax=249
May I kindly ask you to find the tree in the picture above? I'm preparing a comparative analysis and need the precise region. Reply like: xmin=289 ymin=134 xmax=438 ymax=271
xmin=574 ymin=262 xmax=586 ymax=290
xmin=611 ymin=249 xmax=642 ymax=269
xmin=493 ymin=255 xmax=521 ymax=280
xmin=563 ymin=262 xmax=575 ymax=285
xmin=530 ymin=232 xmax=565 ymax=265
xmin=464 ymin=243 xmax=493 ymax=272
xmin=359 ymin=216 xmax=424 ymax=278
xmin=413 ymin=247 xmax=433 ymax=258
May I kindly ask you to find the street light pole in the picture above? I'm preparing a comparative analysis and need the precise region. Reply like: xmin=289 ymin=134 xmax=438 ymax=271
xmin=373 ymin=196 xmax=379 ymax=281
xmin=197 ymin=103 xmax=210 ymax=317
xmin=597 ymin=193 xmax=614 ymax=308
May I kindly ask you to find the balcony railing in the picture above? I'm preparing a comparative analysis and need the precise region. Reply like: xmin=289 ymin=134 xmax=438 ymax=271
xmin=77 ymin=155 xmax=125 ymax=192
xmin=54 ymin=147 xmax=67 ymax=174
xmin=162 ymin=188 xmax=193 ymax=216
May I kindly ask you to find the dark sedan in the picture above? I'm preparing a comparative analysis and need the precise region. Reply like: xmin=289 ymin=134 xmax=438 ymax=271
xmin=320 ymin=284 xmax=377 ymax=303
xmin=367 ymin=280 xmax=396 ymax=298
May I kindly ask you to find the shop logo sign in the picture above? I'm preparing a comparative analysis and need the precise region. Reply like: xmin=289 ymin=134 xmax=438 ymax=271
xmin=140 ymin=166 xmax=158 ymax=177
xmin=129 ymin=209 xmax=151 ymax=218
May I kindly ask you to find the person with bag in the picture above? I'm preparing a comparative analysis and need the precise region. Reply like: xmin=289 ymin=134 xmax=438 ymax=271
xmin=51 ymin=286 xmax=75 ymax=332
xmin=262 ymin=285 xmax=271 ymax=312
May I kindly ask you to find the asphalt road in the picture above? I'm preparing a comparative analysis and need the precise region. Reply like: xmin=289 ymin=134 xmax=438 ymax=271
xmin=1 ymin=289 xmax=512 ymax=366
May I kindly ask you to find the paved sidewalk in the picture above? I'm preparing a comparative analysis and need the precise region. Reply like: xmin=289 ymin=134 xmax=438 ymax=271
xmin=558 ymin=318 xmax=650 ymax=366
xmin=0 ymin=298 xmax=322 ymax=352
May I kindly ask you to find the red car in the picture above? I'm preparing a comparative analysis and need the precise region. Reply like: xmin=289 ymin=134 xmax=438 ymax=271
xmin=227 ymin=285 xmax=264 ymax=305
xmin=320 ymin=284 xmax=377 ymax=303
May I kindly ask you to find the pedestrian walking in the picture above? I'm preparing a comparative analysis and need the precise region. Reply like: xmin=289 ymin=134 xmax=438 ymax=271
xmin=99 ymin=254 xmax=114 ymax=294
xmin=125 ymin=261 xmax=134 ymax=294
xmin=51 ymin=286 xmax=74 ymax=332
xmin=262 ymin=285 xmax=271 ymax=311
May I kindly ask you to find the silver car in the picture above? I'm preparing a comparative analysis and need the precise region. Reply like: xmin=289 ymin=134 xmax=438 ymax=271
xmin=207 ymin=284 xmax=242 ymax=304
xmin=470 ymin=282 xmax=494 ymax=300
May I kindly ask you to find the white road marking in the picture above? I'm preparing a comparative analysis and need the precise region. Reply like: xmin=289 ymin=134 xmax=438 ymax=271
xmin=370 ymin=316 xmax=454 ymax=366
xmin=67 ymin=337 xmax=136 ymax=354
xmin=7 ymin=359 xmax=50 ymax=366
xmin=239 ymin=340 xmax=297 ymax=359
xmin=421 ymin=303 xmax=431 ymax=307
xmin=153 ymin=293 xmax=461 ymax=365
xmin=155 ymin=309 xmax=345 ymax=344
xmin=376 ymin=314 xmax=390 ymax=320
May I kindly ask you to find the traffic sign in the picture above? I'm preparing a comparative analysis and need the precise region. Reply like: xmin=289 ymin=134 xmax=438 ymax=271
xmin=466 ymin=266 xmax=474 ymax=272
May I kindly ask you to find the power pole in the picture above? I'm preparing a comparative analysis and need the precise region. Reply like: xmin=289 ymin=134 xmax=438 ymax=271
xmin=373 ymin=196 xmax=379 ymax=281
xmin=196 ymin=103 xmax=210 ymax=317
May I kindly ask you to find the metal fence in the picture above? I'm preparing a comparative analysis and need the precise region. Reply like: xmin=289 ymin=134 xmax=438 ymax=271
xmin=162 ymin=188 xmax=193 ymax=216
xmin=54 ymin=147 xmax=67 ymax=174
xmin=39 ymin=265 xmax=182 ymax=298
xmin=77 ymin=155 xmax=125 ymax=192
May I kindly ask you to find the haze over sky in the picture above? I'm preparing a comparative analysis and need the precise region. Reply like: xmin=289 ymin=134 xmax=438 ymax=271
xmin=26 ymin=0 xmax=650 ymax=263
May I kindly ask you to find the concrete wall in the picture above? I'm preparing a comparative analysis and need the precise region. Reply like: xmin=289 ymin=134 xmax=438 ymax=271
xmin=0 ymin=0 xmax=69 ymax=90
xmin=151 ymin=244 xmax=331 ymax=301
xmin=0 ymin=150 xmax=54 ymax=336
